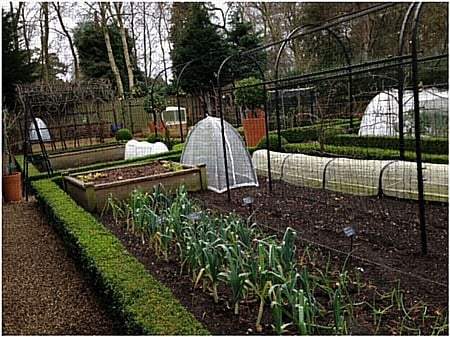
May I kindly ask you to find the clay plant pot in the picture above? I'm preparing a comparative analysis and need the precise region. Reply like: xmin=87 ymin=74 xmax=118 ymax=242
xmin=3 ymin=172 xmax=22 ymax=202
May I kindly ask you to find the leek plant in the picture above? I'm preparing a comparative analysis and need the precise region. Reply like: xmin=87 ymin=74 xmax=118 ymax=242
xmin=101 ymin=193 xmax=124 ymax=225
xmin=219 ymin=244 xmax=250 ymax=315
xmin=245 ymin=241 xmax=272 ymax=328
xmin=268 ymin=284 xmax=292 ymax=334
xmin=127 ymin=188 xmax=151 ymax=235
xmin=155 ymin=226 xmax=172 ymax=261
xmin=106 ymin=187 xmax=363 ymax=334
xmin=196 ymin=239 xmax=224 ymax=303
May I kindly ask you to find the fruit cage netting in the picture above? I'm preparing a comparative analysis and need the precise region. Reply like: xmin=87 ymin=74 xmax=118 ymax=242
xmin=212 ymin=3 xmax=447 ymax=254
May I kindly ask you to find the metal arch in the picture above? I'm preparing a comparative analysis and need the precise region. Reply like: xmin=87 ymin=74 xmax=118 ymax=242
xmin=149 ymin=67 xmax=169 ymax=139
xmin=274 ymin=24 xmax=313 ymax=152
xmin=149 ymin=60 xmax=196 ymax=141
xmin=325 ymin=27 xmax=354 ymax=130
xmin=397 ymin=3 xmax=418 ymax=160
xmin=175 ymin=59 xmax=197 ymax=142
xmin=216 ymin=51 xmax=273 ymax=200
xmin=216 ymin=53 xmax=236 ymax=202
xmin=273 ymin=23 xmax=355 ymax=150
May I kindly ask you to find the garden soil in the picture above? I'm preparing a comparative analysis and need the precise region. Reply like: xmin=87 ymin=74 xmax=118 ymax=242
xmin=98 ymin=170 xmax=448 ymax=335
xmin=2 ymin=196 xmax=120 ymax=335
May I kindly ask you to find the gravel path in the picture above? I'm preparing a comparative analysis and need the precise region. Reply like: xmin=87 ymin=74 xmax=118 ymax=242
xmin=2 ymin=196 xmax=120 ymax=335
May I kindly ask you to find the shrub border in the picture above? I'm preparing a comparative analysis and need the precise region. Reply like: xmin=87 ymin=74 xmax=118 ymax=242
xmin=31 ymin=178 xmax=209 ymax=335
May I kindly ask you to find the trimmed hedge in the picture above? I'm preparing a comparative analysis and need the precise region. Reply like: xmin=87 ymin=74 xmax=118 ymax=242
xmin=285 ymin=143 xmax=449 ymax=164
xmin=31 ymin=178 xmax=209 ymax=335
xmin=277 ymin=119 xmax=360 ymax=144
xmin=325 ymin=134 xmax=448 ymax=155
xmin=256 ymin=134 xmax=289 ymax=151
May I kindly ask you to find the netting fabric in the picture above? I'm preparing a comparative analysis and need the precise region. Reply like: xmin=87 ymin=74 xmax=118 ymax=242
xmin=181 ymin=116 xmax=258 ymax=193
xmin=252 ymin=150 xmax=448 ymax=202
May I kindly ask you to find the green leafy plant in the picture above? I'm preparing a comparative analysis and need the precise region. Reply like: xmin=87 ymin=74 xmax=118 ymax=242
xmin=256 ymin=134 xmax=288 ymax=151
xmin=162 ymin=161 xmax=183 ymax=171
xmin=116 ymin=128 xmax=132 ymax=141
xmin=234 ymin=77 xmax=267 ymax=110
xmin=147 ymin=133 xmax=159 ymax=143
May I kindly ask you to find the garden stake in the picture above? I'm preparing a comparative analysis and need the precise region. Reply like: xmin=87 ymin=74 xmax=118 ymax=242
xmin=243 ymin=196 xmax=254 ymax=216
xmin=343 ymin=226 xmax=356 ymax=262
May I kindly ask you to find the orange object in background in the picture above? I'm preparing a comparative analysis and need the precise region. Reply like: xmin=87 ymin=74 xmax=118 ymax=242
xmin=149 ymin=120 xmax=168 ymax=136
xmin=3 ymin=172 xmax=22 ymax=202
xmin=243 ymin=117 xmax=266 ymax=147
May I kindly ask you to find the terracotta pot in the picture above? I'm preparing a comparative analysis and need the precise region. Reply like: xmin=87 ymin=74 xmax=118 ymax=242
xmin=243 ymin=117 xmax=266 ymax=147
xmin=3 ymin=172 xmax=22 ymax=202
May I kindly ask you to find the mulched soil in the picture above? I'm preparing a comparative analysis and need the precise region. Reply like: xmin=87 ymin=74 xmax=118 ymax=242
xmin=2 ymin=197 xmax=121 ymax=335
xmin=75 ymin=161 xmax=172 ymax=184
xmin=96 ymin=163 xmax=448 ymax=335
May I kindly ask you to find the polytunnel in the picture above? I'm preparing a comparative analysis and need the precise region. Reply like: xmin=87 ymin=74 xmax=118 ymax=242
xmin=358 ymin=88 xmax=448 ymax=137
xmin=252 ymin=150 xmax=448 ymax=203
xmin=181 ymin=116 xmax=258 ymax=193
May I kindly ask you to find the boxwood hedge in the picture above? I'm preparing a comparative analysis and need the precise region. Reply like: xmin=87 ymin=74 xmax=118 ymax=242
xmin=31 ymin=178 xmax=209 ymax=335
xmin=325 ymin=134 xmax=448 ymax=155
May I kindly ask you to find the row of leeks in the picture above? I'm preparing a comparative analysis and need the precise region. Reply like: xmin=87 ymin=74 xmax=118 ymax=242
xmin=102 ymin=185 xmax=352 ymax=335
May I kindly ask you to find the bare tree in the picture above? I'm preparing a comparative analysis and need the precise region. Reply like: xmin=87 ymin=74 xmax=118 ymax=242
xmin=9 ymin=2 xmax=23 ymax=51
xmin=142 ymin=3 xmax=153 ymax=82
xmin=52 ymin=2 xmax=79 ymax=81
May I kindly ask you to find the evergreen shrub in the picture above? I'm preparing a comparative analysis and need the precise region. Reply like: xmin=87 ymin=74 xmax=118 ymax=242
xmin=116 ymin=128 xmax=132 ymax=141
xmin=256 ymin=134 xmax=288 ymax=151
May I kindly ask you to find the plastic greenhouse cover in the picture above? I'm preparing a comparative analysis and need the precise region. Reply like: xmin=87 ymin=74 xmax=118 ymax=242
xmin=181 ymin=116 xmax=258 ymax=193
xmin=124 ymin=139 xmax=169 ymax=160
xmin=252 ymin=150 xmax=448 ymax=203
xmin=29 ymin=117 xmax=51 ymax=142
xmin=358 ymin=88 xmax=448 ymax=137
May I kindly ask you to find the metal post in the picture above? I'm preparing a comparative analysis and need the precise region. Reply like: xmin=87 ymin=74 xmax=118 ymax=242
xmin=411 ymin=2 xmax=427 ymax=255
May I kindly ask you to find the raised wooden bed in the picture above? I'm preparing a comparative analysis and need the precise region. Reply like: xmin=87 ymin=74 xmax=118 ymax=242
xmin=63 ymin=161 xmax=207 ymax=213
xmin=34 ymin=144 xmax=125 ymax=172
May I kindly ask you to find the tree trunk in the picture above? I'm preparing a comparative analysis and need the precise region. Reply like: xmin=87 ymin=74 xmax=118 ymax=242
xmin=157 ymin=3 xmax=168 ymax=82
xmin=10 ymin=2 xmax=22 ymax=51
xmin=20 ymin=4 xmax=32 ymax=64
xmin=114 ymin=2 xmax=134 ymax=95
xmin=40 ymin=2 xmax=50 ymax=83
xmin=100 ymin=2 xmax=124 ymax=99
xmin=142 ymin=3 xmax=149 ymax=83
